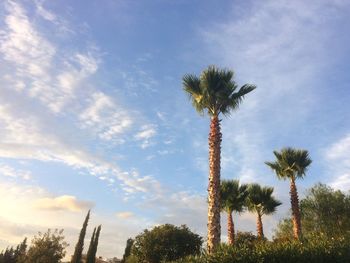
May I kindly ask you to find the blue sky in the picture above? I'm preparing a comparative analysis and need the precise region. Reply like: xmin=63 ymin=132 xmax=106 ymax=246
xmin=0 ymin=0 xmax=350 ymax=260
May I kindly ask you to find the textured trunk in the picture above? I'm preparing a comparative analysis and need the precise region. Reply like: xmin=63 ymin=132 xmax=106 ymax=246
xmin=227 ymin=212 xmax=235 ymax=245
xmin=290 ymin=178 xmax=302 ymax=239
xmin=207 ymin=115 xmax=222 ymax=253
xmin=257 ymin=213 xmax=264 ymax=238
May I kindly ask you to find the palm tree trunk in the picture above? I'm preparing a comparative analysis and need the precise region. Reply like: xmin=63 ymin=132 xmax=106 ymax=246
xmin=207 ymin=115 xmax=222 ymax=253
xmin=290 ymin=177 xmax=302 ymax=239
xmin=227 ymin=212 xmax=235 ymax=245
xmin=257 ymin=213 xmax=264 ymax=238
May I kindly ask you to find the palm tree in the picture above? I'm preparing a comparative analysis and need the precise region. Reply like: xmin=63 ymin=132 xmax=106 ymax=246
xmin=183 ymin=66 xmax=255 ymax=252
xmin=220 ymin=180 xmax=248 ymax=245
xmin=265 ymin=147 xmax=312 ymax=239
xmin=246 ymin=184 xmax=281 ymax=238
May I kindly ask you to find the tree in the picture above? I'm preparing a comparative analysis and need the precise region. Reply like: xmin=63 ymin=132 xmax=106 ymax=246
xmin=274 ymin=183 xmax=350 ymax=239
xmin=246 ymin=183 xmax=281 ymax=238
xmin=130 ymin=224 xmax=202 ymax=263
xmin=71 ymin=210 xmax=90 ymax=263
xmin=25 ymin=229 xmax=68 ymax=263
xmin=0 ymin=238 xmax=27 ymax=263
xmin=220 ymin=179 xmax=248 ymax=245
xmin=86 ymin=227 xmax=96 ymax=262
xmin=265 ymin=147 xmax=311 ymax=239
xmin=183 ymin=66 xmax=256 ymax=252
xmin=121 ymin=238 xmax=134 ymax=263
xmin=87 ymin=225 xmax=102 ymax=263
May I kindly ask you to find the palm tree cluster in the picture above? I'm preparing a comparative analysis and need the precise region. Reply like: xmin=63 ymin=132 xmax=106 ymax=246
xmin=183 ymin=66 xmax=312 ymax=251
xmin=220 ymin=180 xmax=281 ymax=242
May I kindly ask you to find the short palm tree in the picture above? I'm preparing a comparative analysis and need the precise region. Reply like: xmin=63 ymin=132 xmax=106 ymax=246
xmin=246 ymin=184 xmax=281 ymax=238
xmin=220 ymin=180 xmax=248 ymax=245
xmin=265 ymin=147 xmax=312 ymax=239
xmin=183 ymin=66 xmax=255 ymax=252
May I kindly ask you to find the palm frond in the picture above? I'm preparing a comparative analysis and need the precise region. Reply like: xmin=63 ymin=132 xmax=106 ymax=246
xmin=246 ymin=183 xmax=281 ymax=215
xmin=182 ymin=66 xmax=256 ymax=117
xmin=220 ymin=179 xmax=248 ymax=214
xmin=266 ymin=147 xmax=312 ymax=180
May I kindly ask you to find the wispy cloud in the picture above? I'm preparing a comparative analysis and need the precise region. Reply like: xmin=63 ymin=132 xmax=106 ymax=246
xmin=34 ymin=0 xmax=56 ymax=22
xmin=325 ymin=133 xmax=350 ymax=191
xmin=34 ymin=195 xmax=93 ymax=212
xmin=135 ymin=124 xmax=157 ymax=149
xmin=0 ymin=0 xmax=99 ymax=113
xmin=80 ymin=91 xmax=133 ymax=143
xmin=0 ymin=0 xmax=163 ymax=196
xmin=0 ymin=163 xmax=31 ymax=180
xmin=116 ymin=211 xmax=134 ymax=219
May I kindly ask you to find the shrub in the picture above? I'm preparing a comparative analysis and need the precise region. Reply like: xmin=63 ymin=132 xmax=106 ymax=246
xmin=129 ymin=224 xmax=202 ymax=263
xmin=172 ymin=234 xmax=350 ymax=263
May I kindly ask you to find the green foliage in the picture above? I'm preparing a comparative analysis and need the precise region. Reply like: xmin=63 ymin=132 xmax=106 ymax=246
xmin=130 ymin=224 xmax=203 ymax=263
xmin=234 ymin=232 xmax=260 ymax=247
xmin=246 ymin=184 xmax=281 ymax=216
xmin=182 ymin=65 xmax=256 ymax=116
xmin=87 ymin=225 xmax=102 ymax=263
xmin=220 ymin=180 xmax=248 ymax=214
xmin=121 ymin=238 xmax=134 ymax=263
xmin=71 ymin=210 xmax=90 ymax=263
xmin=265 ymin=147 xmax=312 ymax=180
xmin=172 ymin=235 xmax=350 ymax=263
xmin=0 ymin=237 xmax=27 ymax=263
xmin=25 ymin=229 xmax=68 ymax=263
xmin=275 ymin=184 xmax=350 ymax=239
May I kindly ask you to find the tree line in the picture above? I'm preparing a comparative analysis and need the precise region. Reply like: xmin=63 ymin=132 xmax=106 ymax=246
xmin=0 ymin=210 xmax=102 ymax=263
xmin=120 ymin=183 xmax=350 ymax=263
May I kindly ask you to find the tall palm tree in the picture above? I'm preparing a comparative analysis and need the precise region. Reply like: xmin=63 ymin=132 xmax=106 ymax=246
xmin=246 ymin=184 xmax=281 ymax=238
xmin=265 ymin=147 xmax=312 ymax=239
xmin=220 ymin=180 xmax=248 ymax=245
xmin=183 ymin=66 xmax=256 ymax=252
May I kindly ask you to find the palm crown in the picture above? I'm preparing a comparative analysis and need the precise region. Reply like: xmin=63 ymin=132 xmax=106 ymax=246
xmin=220 ymin=180 xmax=248 ymax=214
xmin=265 ymin=147 xmax=312 ymax=180
xmin=183 ymin=66 xmax=256 ymax=116
xmin=246 ymin=184 xmax=281 ymax=215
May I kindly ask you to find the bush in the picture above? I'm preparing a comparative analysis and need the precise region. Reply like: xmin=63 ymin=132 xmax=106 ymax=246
xmin=129 ymin=224 xmax=202 ymax=263
xmin=172 ymin=234 xmax=350 ymax=263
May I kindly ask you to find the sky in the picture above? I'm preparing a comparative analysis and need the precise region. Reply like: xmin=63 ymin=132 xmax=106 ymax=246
xmin=0 ymin=0 xmax=350 ymax=260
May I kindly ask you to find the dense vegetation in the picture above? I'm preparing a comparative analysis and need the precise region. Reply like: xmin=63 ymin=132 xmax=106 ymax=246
xmin=168 ymin=183 xmax=350 ymax=263
xmin=172 ymin=235 xmax=350 ymax=263
xmin=0 ymin=229 xmax=67 ymax=263
xmin=274 ymin=183 xmax=350 ymax=239
xmin=125 ymin=224 xmax=202 ymax=263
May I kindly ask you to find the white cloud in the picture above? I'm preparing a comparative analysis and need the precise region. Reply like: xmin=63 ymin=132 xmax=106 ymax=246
xmin=0 ymin=0 xmax=55 ymax=78
xmin=135 ymin=125 xmax=157 ymax=140
xmin=325 ymin=133 xmax=350 ymax=191
xmin=0 ymin=101 xmax=162 ymax=195
xmin=0 ymin=0 xmax=100 ymax=113
xmin=34 ymin=0 xmax=56 ymax=22
xmin=34 ymin=195 xmax=93 ymax=212
xmin=80 ymin=92 xmax=133 ymax=143
xmin=0 ymin=163 xmax=31 ymax=180
xmin=116 ymin=211 xmax=134 ymax=219
xmin=134 ymin=124 xmax=157 ymax=149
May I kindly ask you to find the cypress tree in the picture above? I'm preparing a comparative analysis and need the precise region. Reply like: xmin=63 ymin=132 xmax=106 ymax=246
xmin=86 ymin=227 xmax=96 ymax=263
xmin=71 ymin=210 xmax=90 ymax=263
xmin=121 ymin=238 xmax=134 ymax=263
xmin=87 ymin=225 xmax=102 ymax=263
